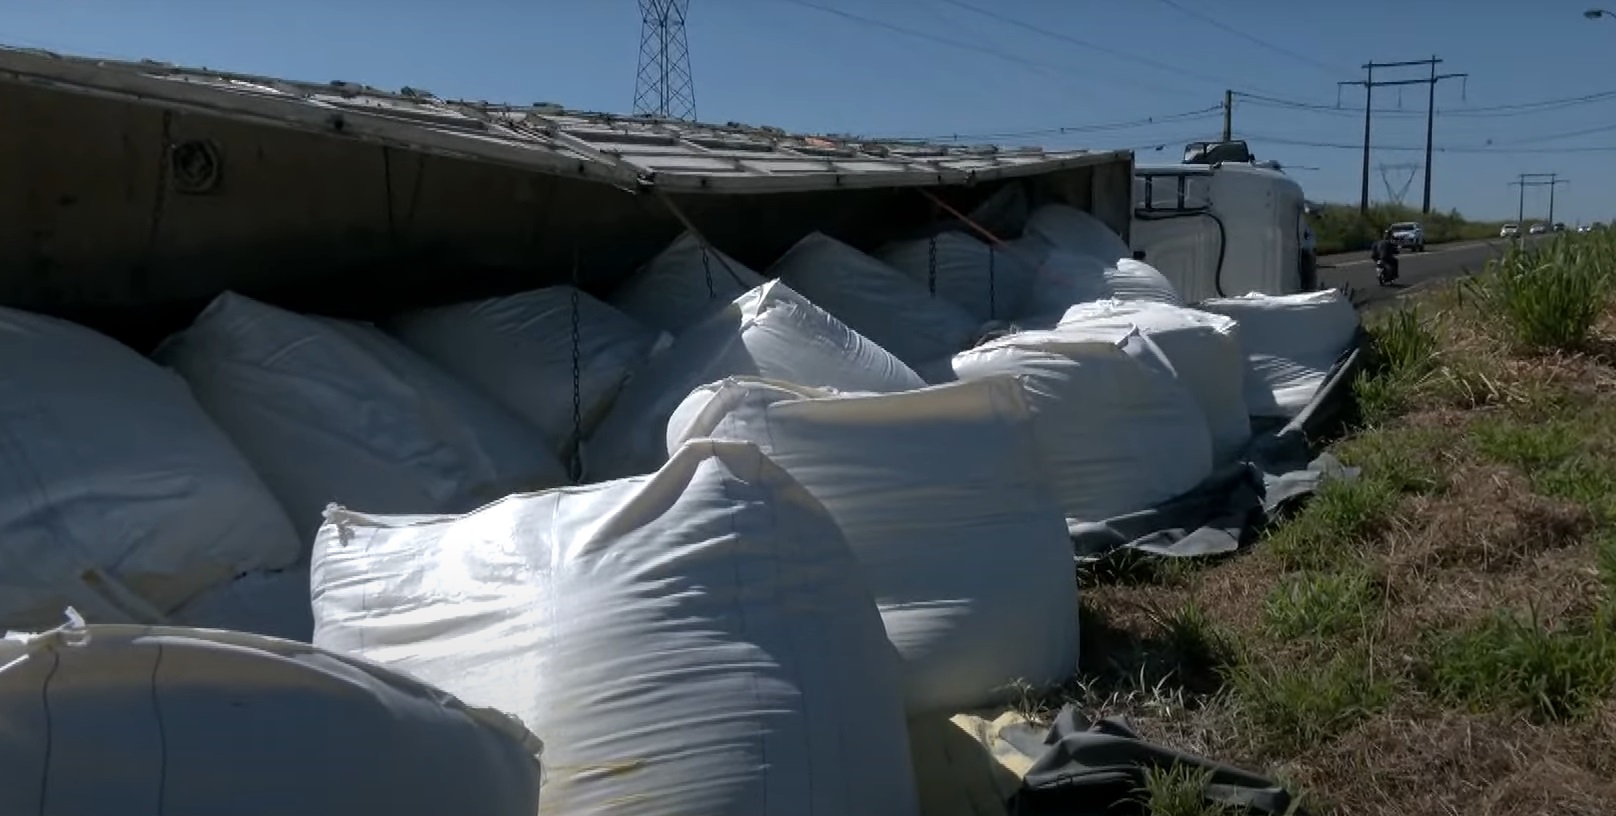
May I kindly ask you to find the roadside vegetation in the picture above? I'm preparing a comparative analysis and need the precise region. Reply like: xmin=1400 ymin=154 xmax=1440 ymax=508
xmin=1047 ymin=230 xmax=1616 ymax=815
xmin=1309 ymin=202 xmax=1507 ymax=255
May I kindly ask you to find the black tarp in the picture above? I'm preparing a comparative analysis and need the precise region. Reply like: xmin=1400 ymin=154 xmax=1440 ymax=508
xmin=1068 ymin=327 xmax=1368 ymax=561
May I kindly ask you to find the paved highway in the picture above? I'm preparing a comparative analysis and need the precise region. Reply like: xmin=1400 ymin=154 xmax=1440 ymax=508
xmin=1317 ymin=237 xmax=1535 ymax=310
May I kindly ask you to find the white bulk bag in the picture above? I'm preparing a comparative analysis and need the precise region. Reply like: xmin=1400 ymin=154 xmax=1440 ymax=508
xmin=874 ymin=232 xmax=1039 ymax=322
xmin=583 ymin=280 xmax=926 ymax=480
xmin=385 ymin=285 xmax=667 ymax=457
xmin=948 ymin=329 xmax=1214 ymax=522
xmin=1014 ymin=240 xmax=1183 ymax=319
xmin=155 ymin=293 xmax=569 ymax=542
xmin=768 ymin=232 xmax=980 ymax=368
xmin=0 ymin=306 xmax=299 ymax=630
xmin=311 ymin=440 xmax=920 ymax=816
xmin=1044 ymin=300 xmax=1251 ymax=463
xmin=1197 ymin=290 xmax=1361 ymax=417
xmin=0 ymin=616 xmax=543 ymax=816
xmin=666 ymin=377 xmax=1078 ymax=715
xmin=1023 ymin=202 xmax=1133 ymax=264
xmin=608 ymin=231 xmax=768 ymax=335
xmin=169 ymin=566 xmax=313 ymax=642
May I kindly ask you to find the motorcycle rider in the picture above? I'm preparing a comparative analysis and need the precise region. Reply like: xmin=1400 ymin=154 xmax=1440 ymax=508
xmin=1370 ymin=228 xmax=1400 ymax=282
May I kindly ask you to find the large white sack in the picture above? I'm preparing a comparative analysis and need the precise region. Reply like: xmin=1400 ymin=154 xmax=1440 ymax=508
xmin=0 ymin=615 xmax=543 ymax=816
xmin=155 ymin=292 xmax=569 ymax=542
xmin=1040 ymin=300 xmax=1251 ymax=463
xmin=874 ymin=232 xmax=1039 ymax=322
xmin=312 ymin=440 xmax=920 ymax=816
xmin=0 ymin=306 xmax=300 ymax=630
xmin=768 ymin=231 xmax=980 ymax=368
xmin=948 ymin=329 xmax=1214 ymax=522
xmin=385 ymin=285 xmax=668 ymax=458
xmin=666 ymin=377 xmax=1078 ymax=715
xmin=583 ymin=280 xmax=927 ymax=481
xmin=1014 ymin=239 xmax=1183 ymax=319
xmin=1023 ymin=202 xmax=1133 ymax=264
xmin=609 ymin=231 xmax=768 ymax=335
xmin=1197 ymin=290 xmax=1361 ymax=418
xmin=169 ymin=566 xmax=313 ymax=642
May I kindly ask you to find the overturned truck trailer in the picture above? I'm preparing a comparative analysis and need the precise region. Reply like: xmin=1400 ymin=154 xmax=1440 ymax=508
xmin=0 ymin=47 xmax=1134 ymax=349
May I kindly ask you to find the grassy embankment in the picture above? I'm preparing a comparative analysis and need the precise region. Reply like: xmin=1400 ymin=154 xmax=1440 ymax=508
xmin=1309 ymin=202 xmax=1509 ymax=255
xmin=1042 ymin=230 xmax=1616 ymax=814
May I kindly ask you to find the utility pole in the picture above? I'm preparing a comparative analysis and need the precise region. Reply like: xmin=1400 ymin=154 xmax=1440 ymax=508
xmin=1509 ymin=173 xmax=1566 ymax=225
xmin=1339 ymin=58 xmax=1467 ymax=215
xmin=1222 ymin=89 xmax=1233 ymax=141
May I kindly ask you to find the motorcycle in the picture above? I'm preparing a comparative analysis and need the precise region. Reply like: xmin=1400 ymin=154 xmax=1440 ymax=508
xmin=1375 ymin=258 xmax=1395 ymax=286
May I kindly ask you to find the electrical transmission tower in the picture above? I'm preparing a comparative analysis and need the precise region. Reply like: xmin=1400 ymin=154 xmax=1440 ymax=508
xmin=1377 ymin=162 xmax=1422 ymax=205
xmin=633 ymin=0 xmax=697 ymax=121
xmin=1338 ymin=56 xmax=1468 ymax=215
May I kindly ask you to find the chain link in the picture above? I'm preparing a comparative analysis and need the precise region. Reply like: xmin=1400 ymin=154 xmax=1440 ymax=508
xmin=926 ymin=233 xmax=938 ymax=297
xmin=568 ymin=250 xmax=584 ymax=483
xmin=700 ymin=244 xmax=716 ymax=299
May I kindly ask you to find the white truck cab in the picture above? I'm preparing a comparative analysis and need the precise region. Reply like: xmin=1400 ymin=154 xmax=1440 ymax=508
xmin=1129 ymin=141 xmax=1313 ymax=303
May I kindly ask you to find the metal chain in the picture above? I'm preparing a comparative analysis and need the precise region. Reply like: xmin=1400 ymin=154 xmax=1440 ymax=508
xmin=568 ymin=249 xmax=583 ymax=483
xmin=700 ymin=244 xmax=716 ymax=299
xmin=927 ymin=233 xmax=938 ymax=297
xmin=987 ymin=244 xmax=997 ymax=320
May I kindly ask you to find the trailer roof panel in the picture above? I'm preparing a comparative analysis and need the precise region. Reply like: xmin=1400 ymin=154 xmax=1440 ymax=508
xmin=0 ymin=45 xmax=1130 ymax=194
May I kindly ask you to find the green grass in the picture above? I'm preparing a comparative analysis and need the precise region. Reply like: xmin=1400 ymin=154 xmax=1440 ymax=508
xmin=1420 ymin=607 xmax=1616 ymax=722
xmin=1135 ymin=765 xmax=1244 ymax=816
xmin=1070 ymin=230 xmax=1616 ymax=813
xmin=1310 ymin=202 xmax=1505 ymax=255
xmin=1463 ymin=231 xmax=1616 ymax=351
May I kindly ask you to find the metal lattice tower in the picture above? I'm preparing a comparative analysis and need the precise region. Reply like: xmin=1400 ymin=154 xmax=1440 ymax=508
xmin=1377 ymin=162 xmax=1421 ymax=205
xmin=633 ymin=0 xmax=696 ymax=121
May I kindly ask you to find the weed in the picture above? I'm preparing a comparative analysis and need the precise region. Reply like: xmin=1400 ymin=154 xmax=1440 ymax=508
xmin=1135 ymin=764 xmax=1242 ymax=816
xmin=1265 ymin=570 xmax=1380 ymax=640
xmin=1421 ymin=608 xmax=1616 ymax=722
xmin=1465 ymin=234 xmax=1615 ymax=351
xmin=1226 ymin=651 xmax=1395 ymax=755
xmin=1264 ymin=477 xmax=1396 ymax=572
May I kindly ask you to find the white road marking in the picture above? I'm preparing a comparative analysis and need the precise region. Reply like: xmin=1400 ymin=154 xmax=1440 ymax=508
xmin=1328 ymin=240 xmax=1496 ymax=269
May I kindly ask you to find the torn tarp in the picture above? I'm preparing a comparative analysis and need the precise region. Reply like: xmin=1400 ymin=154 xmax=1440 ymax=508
xmin=1069 ymin=327 xmax=1368 ymax=561
xmin=1008 ymin=705 xmax=1296 ymax=816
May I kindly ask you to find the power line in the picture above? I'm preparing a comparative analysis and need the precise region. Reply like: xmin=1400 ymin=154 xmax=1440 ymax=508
xmin=872 ymin=106 xmax=1222 ymax=143
xmin=930 ymin=0 xmax=1267 ymax=96
xmin=772 ymin=0 xmax=1181 ymax=97
xmin=1237 ymin=88 xmax=1616 ymax=118
xmin=1242 ymin=130 xmax=1616 ymax=154
xmin=1148 ymin=0 xmax=1347 ymax=77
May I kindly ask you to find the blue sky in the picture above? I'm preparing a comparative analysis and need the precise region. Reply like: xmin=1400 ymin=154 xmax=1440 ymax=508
xmin=5 ymin=0 xmax=1614 ymax=223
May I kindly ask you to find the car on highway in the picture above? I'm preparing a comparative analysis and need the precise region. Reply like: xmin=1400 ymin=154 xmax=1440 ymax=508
xmin=1388 ymin=221 xmax=1425 ymax=252
xmin=1554 ymin=222 xmax=1568 ymax=232
xmin=1500 ymin=223 xmax=1520 ymax=238
xmin=1529 ymin=223 xmax=1549 ymax=235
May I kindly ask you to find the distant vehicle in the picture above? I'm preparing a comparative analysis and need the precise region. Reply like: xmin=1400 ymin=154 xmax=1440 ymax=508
xmin=1553 ymin=222 xmax=1568 ymax=232
xmin=1529 ymin=223 xmax=1549 ymax=234
xmin=1388 ymin=221 xmax=1425 ymax=252
xmin=1500 ymin=223 xmax=1520 ymax=238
